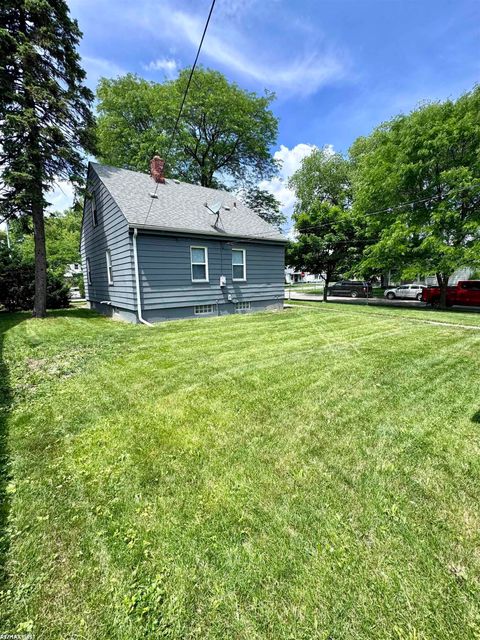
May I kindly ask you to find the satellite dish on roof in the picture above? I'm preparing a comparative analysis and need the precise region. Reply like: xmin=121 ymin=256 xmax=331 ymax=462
xmin=205 ymin=200 xmax=222 ymax=215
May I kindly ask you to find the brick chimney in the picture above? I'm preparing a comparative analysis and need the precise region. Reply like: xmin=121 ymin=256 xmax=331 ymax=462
xmin=150 ymin=156 xmax=165 ymax=184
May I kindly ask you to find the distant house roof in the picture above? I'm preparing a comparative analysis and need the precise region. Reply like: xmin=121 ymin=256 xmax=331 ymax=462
xmin=90 ymin=162 xmax=286 ymax=243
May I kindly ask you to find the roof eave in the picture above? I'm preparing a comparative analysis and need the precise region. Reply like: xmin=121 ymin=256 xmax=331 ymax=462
xmin=129 ymin=223 xmax=288 ymax=243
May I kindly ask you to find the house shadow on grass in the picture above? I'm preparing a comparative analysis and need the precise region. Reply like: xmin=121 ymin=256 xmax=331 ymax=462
xmin=48 ymin=307 xmax=97 ymax=320
xmin=0 ymin=312 xmax=27 ymax=592
xmin=472 ymin=410 xmax=480 ymax=424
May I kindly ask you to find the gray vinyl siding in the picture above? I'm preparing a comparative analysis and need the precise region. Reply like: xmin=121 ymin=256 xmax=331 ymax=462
xmin=136 ymin=233 xmax=285 ymax=311
xmin=80 ymin=167 xmax=136 ymax=310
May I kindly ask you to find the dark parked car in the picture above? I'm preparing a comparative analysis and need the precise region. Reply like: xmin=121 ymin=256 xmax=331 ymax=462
xmin=327 ymin=280 xmax=373 ymax=298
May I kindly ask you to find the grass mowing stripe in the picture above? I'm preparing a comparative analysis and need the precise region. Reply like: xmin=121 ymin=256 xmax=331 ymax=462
xmin=288 ymin=299 xmax=480 ymax=329
xmin=1 ymin=307 xmax=480 ymax=639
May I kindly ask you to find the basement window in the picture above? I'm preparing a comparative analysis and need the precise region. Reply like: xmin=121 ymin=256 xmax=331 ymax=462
xmin=235 ymin=301 xmax=251 ymax=312
xmin=194 ymin=304 xmax=215 ymax=315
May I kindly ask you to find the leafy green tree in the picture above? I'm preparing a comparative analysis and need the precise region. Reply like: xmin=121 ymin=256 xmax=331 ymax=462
xmin=0 ymin=243 xmax=70 ymax=312
xmin=13 ymin=208 xmax=82 ymax=276
xmin=96 ymin=68 xmax=278 ymax=188
xmin=288 ymin=149 xmax=363 ymax=301
xmin=350 ymin=87 xmax=480 ymax=308
xmin=0 ymin=0 xmax=95 ymax=317
xmin=239 ymin=187 xmax=286 ymax=229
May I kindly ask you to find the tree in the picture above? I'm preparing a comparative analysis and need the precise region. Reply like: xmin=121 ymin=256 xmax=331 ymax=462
xmin=239 ymin=187 xmax=285 ymax=229
xmin=12 ymin=208 xmax=82 ymax=276
xmin=96 ymin=68 xmax=278 ymax=188
xmin=0 ymin=0 xmax=95 ymax=317
xmin=350 ymin=87 xmax=480 ymax=309
xmin=287 ymin=149 xmax=363 ymax=301
xmin=0 ymin=242 xmax=70 ymax=312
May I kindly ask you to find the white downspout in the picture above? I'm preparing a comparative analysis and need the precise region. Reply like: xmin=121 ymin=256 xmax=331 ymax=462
xmin=133 ymin=227 xmax=153 ymax=327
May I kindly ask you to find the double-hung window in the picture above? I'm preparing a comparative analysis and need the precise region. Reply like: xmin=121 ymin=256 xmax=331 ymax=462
xmin=232 ymin=249 xmax=246 ymax=281
xmin=106 ymin=250 xmax=113 ymax=285
xmin=86 ymin=257 xmax=92 ymax=285
xmin=191 ymin=247 xmax=209 ymax=282
xmin=91 ymin=194 xmax=98 ymax=227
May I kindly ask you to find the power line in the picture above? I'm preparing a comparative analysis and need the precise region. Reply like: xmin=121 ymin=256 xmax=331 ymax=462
xmin=143 ymin=0 xmax=217 ymax=228
xmin=249 ymin=181 xmax=480 ymax=241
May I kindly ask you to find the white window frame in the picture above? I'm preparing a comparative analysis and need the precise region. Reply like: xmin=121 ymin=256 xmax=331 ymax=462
xmin=86 ymin=257 xmax=92 ymax=285
xmin=106 ymin=250 xmax=113 ymax=285
xmin=190 ymin=246 xmax=209 ymax=283
xmin=194 ymin=304 xmax=215 ymax=315
xmin=91 ymin=194 xmax=98 ymax=228
xmin=235 ymin=301 xmax=251 ymax=312
xmin=232 ymin=248 xmax=247 ymax=282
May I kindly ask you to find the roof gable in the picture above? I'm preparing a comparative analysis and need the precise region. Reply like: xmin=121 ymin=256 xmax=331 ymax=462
xmin=89 ymin=162 xmax=286 ymax=243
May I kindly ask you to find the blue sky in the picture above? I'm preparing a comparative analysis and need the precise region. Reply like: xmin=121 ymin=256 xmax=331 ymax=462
xmin=53 ymin=0 xmax=480 ymax=222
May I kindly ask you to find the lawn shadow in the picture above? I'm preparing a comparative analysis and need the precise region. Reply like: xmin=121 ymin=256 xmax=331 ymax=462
xmin=48 ymin=306 xmax=97 ymax=320
xmin=472 ymin=410 xmax=480 ymax=424
xmin=0 ymin=312 xmax=27 ymax=590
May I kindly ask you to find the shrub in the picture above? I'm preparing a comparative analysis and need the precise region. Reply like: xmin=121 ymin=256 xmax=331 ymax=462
xmin=0 ymin=245 xmax=70 ymax=312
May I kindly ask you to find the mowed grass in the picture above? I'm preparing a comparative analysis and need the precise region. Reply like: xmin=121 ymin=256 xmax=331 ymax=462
xmin=290 ymin=298 xmax=480 ymax=327
xmin=1 ymin=306 xmax=480 ymax=639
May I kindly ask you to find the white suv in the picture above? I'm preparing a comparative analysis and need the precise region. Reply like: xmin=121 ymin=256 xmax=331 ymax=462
xmin=384 ymin=284 xmax=426 ymax=301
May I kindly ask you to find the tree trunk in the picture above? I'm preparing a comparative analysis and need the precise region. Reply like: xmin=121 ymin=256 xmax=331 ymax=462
xmin=436 ymin=272 xmax=449 ymax=310
xmin=323 ymin=275 xmax=329 ymax=302
xmin=32 ymin=197 xmax=47 ymax=318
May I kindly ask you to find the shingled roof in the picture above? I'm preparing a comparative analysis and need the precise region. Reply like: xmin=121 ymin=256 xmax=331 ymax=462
xmin=91 ymin=162 xmax=286 ymax=243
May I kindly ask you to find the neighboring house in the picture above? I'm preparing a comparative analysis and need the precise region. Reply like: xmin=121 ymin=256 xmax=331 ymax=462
xmin=64 ymin=262 xmax=82 ymax=278
xmin=285 ymin=267 xmax=305 ymax=284
xmin=80 ymin=159 xmax=286 ymax=324
xmin=405 ymin=269 xmax=475 ymax=287
xmin=285 ymin=268 xmax=322 ymax=284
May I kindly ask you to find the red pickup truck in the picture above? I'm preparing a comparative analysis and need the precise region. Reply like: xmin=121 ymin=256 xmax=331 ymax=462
xmin=422 ymin=280 xmax=480 ymax=307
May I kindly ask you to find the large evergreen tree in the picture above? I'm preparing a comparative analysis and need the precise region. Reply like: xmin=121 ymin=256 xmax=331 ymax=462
xmin=0 ymin=0 xmax=95 ymax=317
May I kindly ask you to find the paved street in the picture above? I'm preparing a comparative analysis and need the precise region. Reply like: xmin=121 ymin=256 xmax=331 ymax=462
xmin=285 ymin=291 xmax=428 ymax=308
xmin=285 ymin=291 xmax=480 ymax=313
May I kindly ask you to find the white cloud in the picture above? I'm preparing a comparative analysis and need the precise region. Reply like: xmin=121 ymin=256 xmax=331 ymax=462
xmin=216 ymin=0 xmax=257 ymax=19
xmin=173 ymin=11 xmax=345 ymax=97
xmin=46 ymin=181 xmax=76 ymax=212
xmin=274 ymin=143 xmax=318 ymax=180
xmin=143 ymin=57 xmax=179 ymax=78
xmin=136 ymin=7 xmax=347 ymax=98
xmin=259 ymin=143 xmax=336 ymax=233
xmin=81 ymin=55 xmax=125 ymax=89
xmin=259 ymin=143 xmax=317 ymax=227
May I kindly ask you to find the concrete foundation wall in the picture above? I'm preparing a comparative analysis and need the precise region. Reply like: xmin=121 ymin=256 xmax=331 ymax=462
xmin=89 ymin=299 xmax=283 ymax=324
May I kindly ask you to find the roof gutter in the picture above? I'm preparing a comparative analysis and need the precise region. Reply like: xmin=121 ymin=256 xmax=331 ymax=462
xmin=129 ymin=223 xmax=287 ymax=244
xmin=132 ymin=227 xmax=153 ymax=327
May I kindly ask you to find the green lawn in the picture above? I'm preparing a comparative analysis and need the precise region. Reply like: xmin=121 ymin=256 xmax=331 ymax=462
xmin=1 ymin=305 xmax=480 ymax=639
xmin=290 ymin=298 xmax=480 ymax=327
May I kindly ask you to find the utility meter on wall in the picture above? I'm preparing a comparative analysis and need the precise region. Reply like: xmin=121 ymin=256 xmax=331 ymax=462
xmin=220 ymin=275 xmax=226 ymax=287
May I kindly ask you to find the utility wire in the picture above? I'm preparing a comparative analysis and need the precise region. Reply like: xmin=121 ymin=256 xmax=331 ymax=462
xmin=143 ymin=0 xmax=217 ymax=228
xmin=247 ymin=181 xmax=480 ymax=241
